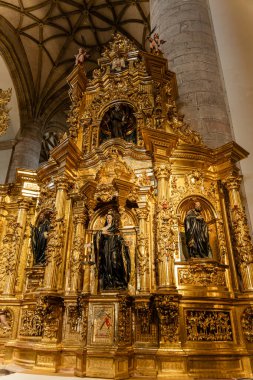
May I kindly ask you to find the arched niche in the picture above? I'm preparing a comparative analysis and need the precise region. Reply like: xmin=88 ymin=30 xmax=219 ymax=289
xmin=99 ymin=102 xmax=137 ymax=145
xmin=177 ymin=196 xmax=219 ymax=261
xmin=87 ymin=205 xmax=138 ymax=294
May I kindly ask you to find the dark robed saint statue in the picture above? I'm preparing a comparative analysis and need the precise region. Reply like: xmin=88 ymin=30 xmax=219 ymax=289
xmin=31 ymin=217 xmax=50 ymax=265
xmin=94 ymin=210 xmax=131 ymax=290
xmin=184 ymin=201 xmax=212 ymax=259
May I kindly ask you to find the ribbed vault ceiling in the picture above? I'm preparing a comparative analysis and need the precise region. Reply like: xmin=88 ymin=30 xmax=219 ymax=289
xmin=0 ymin=0 xmax=150 ymax=138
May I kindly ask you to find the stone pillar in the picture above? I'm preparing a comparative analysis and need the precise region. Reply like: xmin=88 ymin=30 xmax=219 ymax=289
xmin=3 ymin=198 xmax=30 ymax=295
xmin=224 ymin=175 xmax=253 ymax=291
xmin=7 ymin=121 xmax=43 ymax=182
xmin=136 ymin=207 xmax=150 ymax=293
xmin=150 ymin=0 xmax=232 ymax=148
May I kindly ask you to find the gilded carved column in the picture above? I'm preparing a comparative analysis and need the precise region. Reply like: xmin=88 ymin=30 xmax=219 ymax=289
xmin=136 ymin=207 xmax=150 ymax=293
xmin=154 ymin=163 xmax=171 ymax=201
xmin=2 ymin=198 xmax=31 ymax=295
xmin=224 ymin=175 xmax=253 ymax=290
xmin=69 ymin=212 xmax=87 ymax=294
xmin=43 ymin=175 xmax=70 ymax=291
xmin=154 ymin=163 xmax=176 ymax=290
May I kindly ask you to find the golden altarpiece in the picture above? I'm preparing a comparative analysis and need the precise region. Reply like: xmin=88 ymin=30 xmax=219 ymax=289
xmin=0 ymin=34 xmax=252 ymax=379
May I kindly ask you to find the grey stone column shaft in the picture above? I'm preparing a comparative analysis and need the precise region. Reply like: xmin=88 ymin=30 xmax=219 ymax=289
xmin=7 ymin=121 xmax=42 ymax=182
xmin=150 ymin=0 xmax=232 ymax=147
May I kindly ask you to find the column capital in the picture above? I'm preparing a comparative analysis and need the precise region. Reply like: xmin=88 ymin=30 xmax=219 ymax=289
xmin=136 ymin=207 xmax=149 ymax=220
xmin=54 ymin=174 xmax=74 ymax=191
xmin=154 ymin=163 xmax=171 ymax=180
xmin=223 ymin=175 xmax=242 ymax=191
xmin=17 ymin=197 xmax=32 ymax=210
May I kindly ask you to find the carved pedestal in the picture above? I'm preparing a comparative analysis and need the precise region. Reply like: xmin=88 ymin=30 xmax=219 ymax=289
xmin=85 ymin=293 xmax=132 ymax=379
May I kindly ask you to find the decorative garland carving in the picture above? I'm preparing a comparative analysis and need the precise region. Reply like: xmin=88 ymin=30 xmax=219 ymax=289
xmin=35 ymin=296 xmax=63 ymax=340
xmin=156 ymin=200 xmax=178 ymax=262
xmin=178 ymin=263 xmax=226 ymax=286
xmin=0 ymin=215 xmax=21 ymax=290
xmin=45 ymin=211 xmax=65 ymax=267
xmin=19 ymin=308 xmax=43 ymax=337
xmin=118 ymin=296 xmax=131 ymax=344
xmin=36 ymin=182 xmax=56 ymax=212
xmin=135 ymin=300 xmax=153 ymax=334
xmin=186 ymin=310 xmax=233 ymax=341
xmin=231 ymin=205 xmax=253 ymax=265
xmin=155 ymin=295 xmax=179 ymax=343
xmin=241 ymin=307 xmax=253 ymax=343
xmin=136 ymin=232 xmax=149 ymax=276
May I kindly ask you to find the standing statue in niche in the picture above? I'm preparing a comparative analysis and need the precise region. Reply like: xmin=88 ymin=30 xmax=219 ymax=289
xmin=184 ymin=201 xmax=212 ymax=259
xmin=94 ymin=210 xmax=131 ymax=290
xmin=99 ymin=103 xmax=137 ymax=144
xmin=31 ymin=216 xmax=50 ymax=265
xmin=110 ymin=104 xmax=126 ymax=138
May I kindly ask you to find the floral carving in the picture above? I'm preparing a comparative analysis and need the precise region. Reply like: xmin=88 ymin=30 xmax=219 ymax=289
xmin=118 ymin=296 xmax=131 ymax=344
xmin=135 ymin=300 xmax=153 ymax=334
xmin=156 ymin=200 xmax=178 ymax=261
xmin=186 ymin=310 xmax=233 ymax=341
xmin=36 ymin=182 xmax=56 ymax=212
xmin=0 ymin=216 xmax=21 ymax=290
xmin=137 ymin=232 xmax=149 ymax=276
xmin=45 ymin=211 xmax=65 ymax=267
xmin=241 ymin=307 xmax=253 ymax=343
xmin=178 ymin=263 xmax=226 ymax=286
xmin=19 ymin=309 xmax=43 ymax=337
xmin=231 ymin=205 xmax=253 ymax=265
xmin=35 ymin=296 xmax=63 ymax=340
xmin=155 ymin=295 xmax=179 ymax=343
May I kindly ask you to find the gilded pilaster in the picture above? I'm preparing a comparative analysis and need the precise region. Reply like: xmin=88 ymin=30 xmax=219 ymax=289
xmin=224 ymin=175 xmax=253 ymax=290
xmin=136 ymin=208 xmax=150 ymax=293
xmin=43 ymin=175 xmax=72 ymax=291
xmin=2 ymin=198 xmax=31 ymax=296
xmin=154 ymin=163 xmax=177 ymax=289
xmin=70 ymin=210 xmax=87 ymax=294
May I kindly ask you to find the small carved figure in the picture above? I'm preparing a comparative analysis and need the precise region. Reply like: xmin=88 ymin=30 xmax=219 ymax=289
xmin=0 ymin=309 xmax=10 ymax=330
xmin=94 ymin=210 xmax=131 ymax=290
xmin=184 ymin=201 xmax=212 ymax=259
xmin=31 ymin=217 xmax=50 ymax=265
xmin=111 ymin=55 xmax=126 ymax=72
xmin=147 ymin=29 xmax=166 ymax=55
xmin=75 ymin=47 xmax=89 ymax=65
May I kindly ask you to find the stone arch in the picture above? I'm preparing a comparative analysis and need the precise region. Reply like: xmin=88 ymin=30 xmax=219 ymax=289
xmin=0 ymin=16 xmax=34 ymax=126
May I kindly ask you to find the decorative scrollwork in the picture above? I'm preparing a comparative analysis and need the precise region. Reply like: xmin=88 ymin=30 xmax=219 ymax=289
xmin=231 ymin=205 xmax=253 ymax=265
xmin=155 ymin=295 xmax=179 ymax=343
xmin=241 ymin=307 xmax=253 ymax=343
xmin=118 ymin=296 xmax=131 ymax=344
xmin=178 ymin=263 xmax=226 ymax=286
xmin=19 ymin=309 xmax=43 ymax=337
